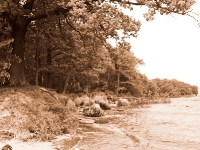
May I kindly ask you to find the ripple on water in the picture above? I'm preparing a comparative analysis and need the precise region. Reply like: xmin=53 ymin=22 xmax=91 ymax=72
xmin=126 ymin=97 xmax=200 ymax=150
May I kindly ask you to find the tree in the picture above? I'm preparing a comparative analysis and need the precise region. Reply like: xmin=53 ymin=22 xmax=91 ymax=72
xmin=25 ymin=14 xmax=109 ymax=92
xmin=0 ymin=17 xmax=20 ymax=85
xmin=191 ymin=85 xmax=198 ymax=96
xmin=105 ymin=41 xmax=143 ymax=95
xmin=151 ymin=78 xmax=198 ymax=98
xmin=0 ymin=0 xmax=197 ymax=86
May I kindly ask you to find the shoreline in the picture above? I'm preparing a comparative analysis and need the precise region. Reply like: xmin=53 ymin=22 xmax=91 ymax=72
xmin=0 ymin=105 xmax=145 ymax=150
xmin=72 ymin=109 xmax=139 ymax=149
xmin=2 ymin=96 xmax=198 ymax=150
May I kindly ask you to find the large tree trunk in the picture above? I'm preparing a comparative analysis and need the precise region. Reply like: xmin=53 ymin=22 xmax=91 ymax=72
xmin=10 ymin=16 xmax=29 ymax=86
xmin=116 ymin=72 xmax=120 ymax=95
xmin=115 ymin=63 xmax=120 ymax=95
xmin=46 ymin=48 xmax=52 ymax=89
xmin=62 ymin=68 xmax=73 ymax=94
xmin=35 ymin=30 xmax=39 ymax=86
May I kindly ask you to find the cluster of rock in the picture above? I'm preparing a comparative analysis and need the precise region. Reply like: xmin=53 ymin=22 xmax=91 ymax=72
xmin=58 ymin=92 xmax=171 ymax=117
xmin=73 ymin=94 xmax=113 ymax=117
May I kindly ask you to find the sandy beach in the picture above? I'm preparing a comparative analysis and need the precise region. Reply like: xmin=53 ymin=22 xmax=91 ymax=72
xmin=0 ymin=106 xmax=140 ymax=150
xmin=1 ymin=96 xmax=199 ymax=150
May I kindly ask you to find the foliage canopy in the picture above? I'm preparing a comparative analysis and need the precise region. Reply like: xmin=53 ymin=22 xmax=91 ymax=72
xmin=0 ymin=0 xmax=198 ymax=97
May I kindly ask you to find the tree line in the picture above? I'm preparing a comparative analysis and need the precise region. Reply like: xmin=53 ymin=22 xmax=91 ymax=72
xmin=0 ymin=0 xmax=198 ymax=98
xmin=145 ymin=79 xmax=198 ymax=99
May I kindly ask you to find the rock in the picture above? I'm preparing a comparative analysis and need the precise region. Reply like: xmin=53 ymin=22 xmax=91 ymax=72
xmin=1 ymin=144 xmax=12 ymax=150
xmin=83 ymin=98 xmax=93 ymax=106
xmin=117 ymin=98 xmax=129 ymax=106
xmin=93 ymin=95 xmax=107 ymax=103
xmin=112 ymin=97 xmax=121 ymax=104
xmin=99 ymin=101 xmax=111 ymax=110
xmin=66 ymin=99 xmax=76 ymax=112
xmin=107 ymin=95 xmax=116 ymax=104
xmin=107 ymin=95 xmax=113 ymax=100
xmin=83 ymin=104 xmax=104 ymax=117
xmin=73 ymin=97 xmax=84 ymax=106
xmin=109 ymin=104 xmax=117 ymax=107
xmin=93 ymin=103 xmax=101 ymax=109
xmin=74 ymin=95 xmax=94 ymax=107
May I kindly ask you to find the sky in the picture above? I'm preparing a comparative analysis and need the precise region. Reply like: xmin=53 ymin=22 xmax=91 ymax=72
xmin=123 ymin=1 xmax=200 ymax=88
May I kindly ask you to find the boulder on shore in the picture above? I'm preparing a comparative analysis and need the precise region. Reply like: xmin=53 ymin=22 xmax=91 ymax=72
xmin=117 ymin=98 xmax=129 ymax=106
xmin=73 ymin=95 xmax=94 ymax=107
xmin=66 ymin=99 xmax=76 ymax=112
xmin=99 ymin=101 xmax=111 ymax=110
xmin=92 ymin=95 xmax=107 ymax=103
xmin=83 ymin=104 xmax=104 ymax=117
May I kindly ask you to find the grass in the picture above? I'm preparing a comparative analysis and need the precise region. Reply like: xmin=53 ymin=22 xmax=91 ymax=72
xmin=0 ymin=86 xmax=79 ymax=141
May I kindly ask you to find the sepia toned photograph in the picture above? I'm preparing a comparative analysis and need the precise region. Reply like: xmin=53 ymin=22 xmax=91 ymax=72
xmin=0 ymin=0 xmax=200 ymax=149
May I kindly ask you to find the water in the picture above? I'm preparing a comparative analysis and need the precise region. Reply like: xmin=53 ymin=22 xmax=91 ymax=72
xmin=129 ymin=96 xmax=200 ymax=150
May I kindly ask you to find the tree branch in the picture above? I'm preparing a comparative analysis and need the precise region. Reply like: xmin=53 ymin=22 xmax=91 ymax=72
xmin=65 ymin=17 xmax=85 ymax=43
xmin=28 ymin=7 xmax=72 ymax=21
xmin=186 ymin=13 xmax=200 ymax=27
xmin=109 ymin=0 xmax=145 ymax=5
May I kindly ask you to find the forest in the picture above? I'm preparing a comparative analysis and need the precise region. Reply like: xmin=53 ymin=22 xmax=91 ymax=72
xmin=0 ymin=0 xmax=198 ymax=99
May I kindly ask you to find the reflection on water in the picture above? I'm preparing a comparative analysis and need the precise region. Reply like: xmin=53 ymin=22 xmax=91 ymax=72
xmin=129 ymin=96 xmax=200 ymax=150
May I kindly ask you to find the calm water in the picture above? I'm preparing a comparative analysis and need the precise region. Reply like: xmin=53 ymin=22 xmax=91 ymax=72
xmin=128 ymin=96 xmax=200 ymax=150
